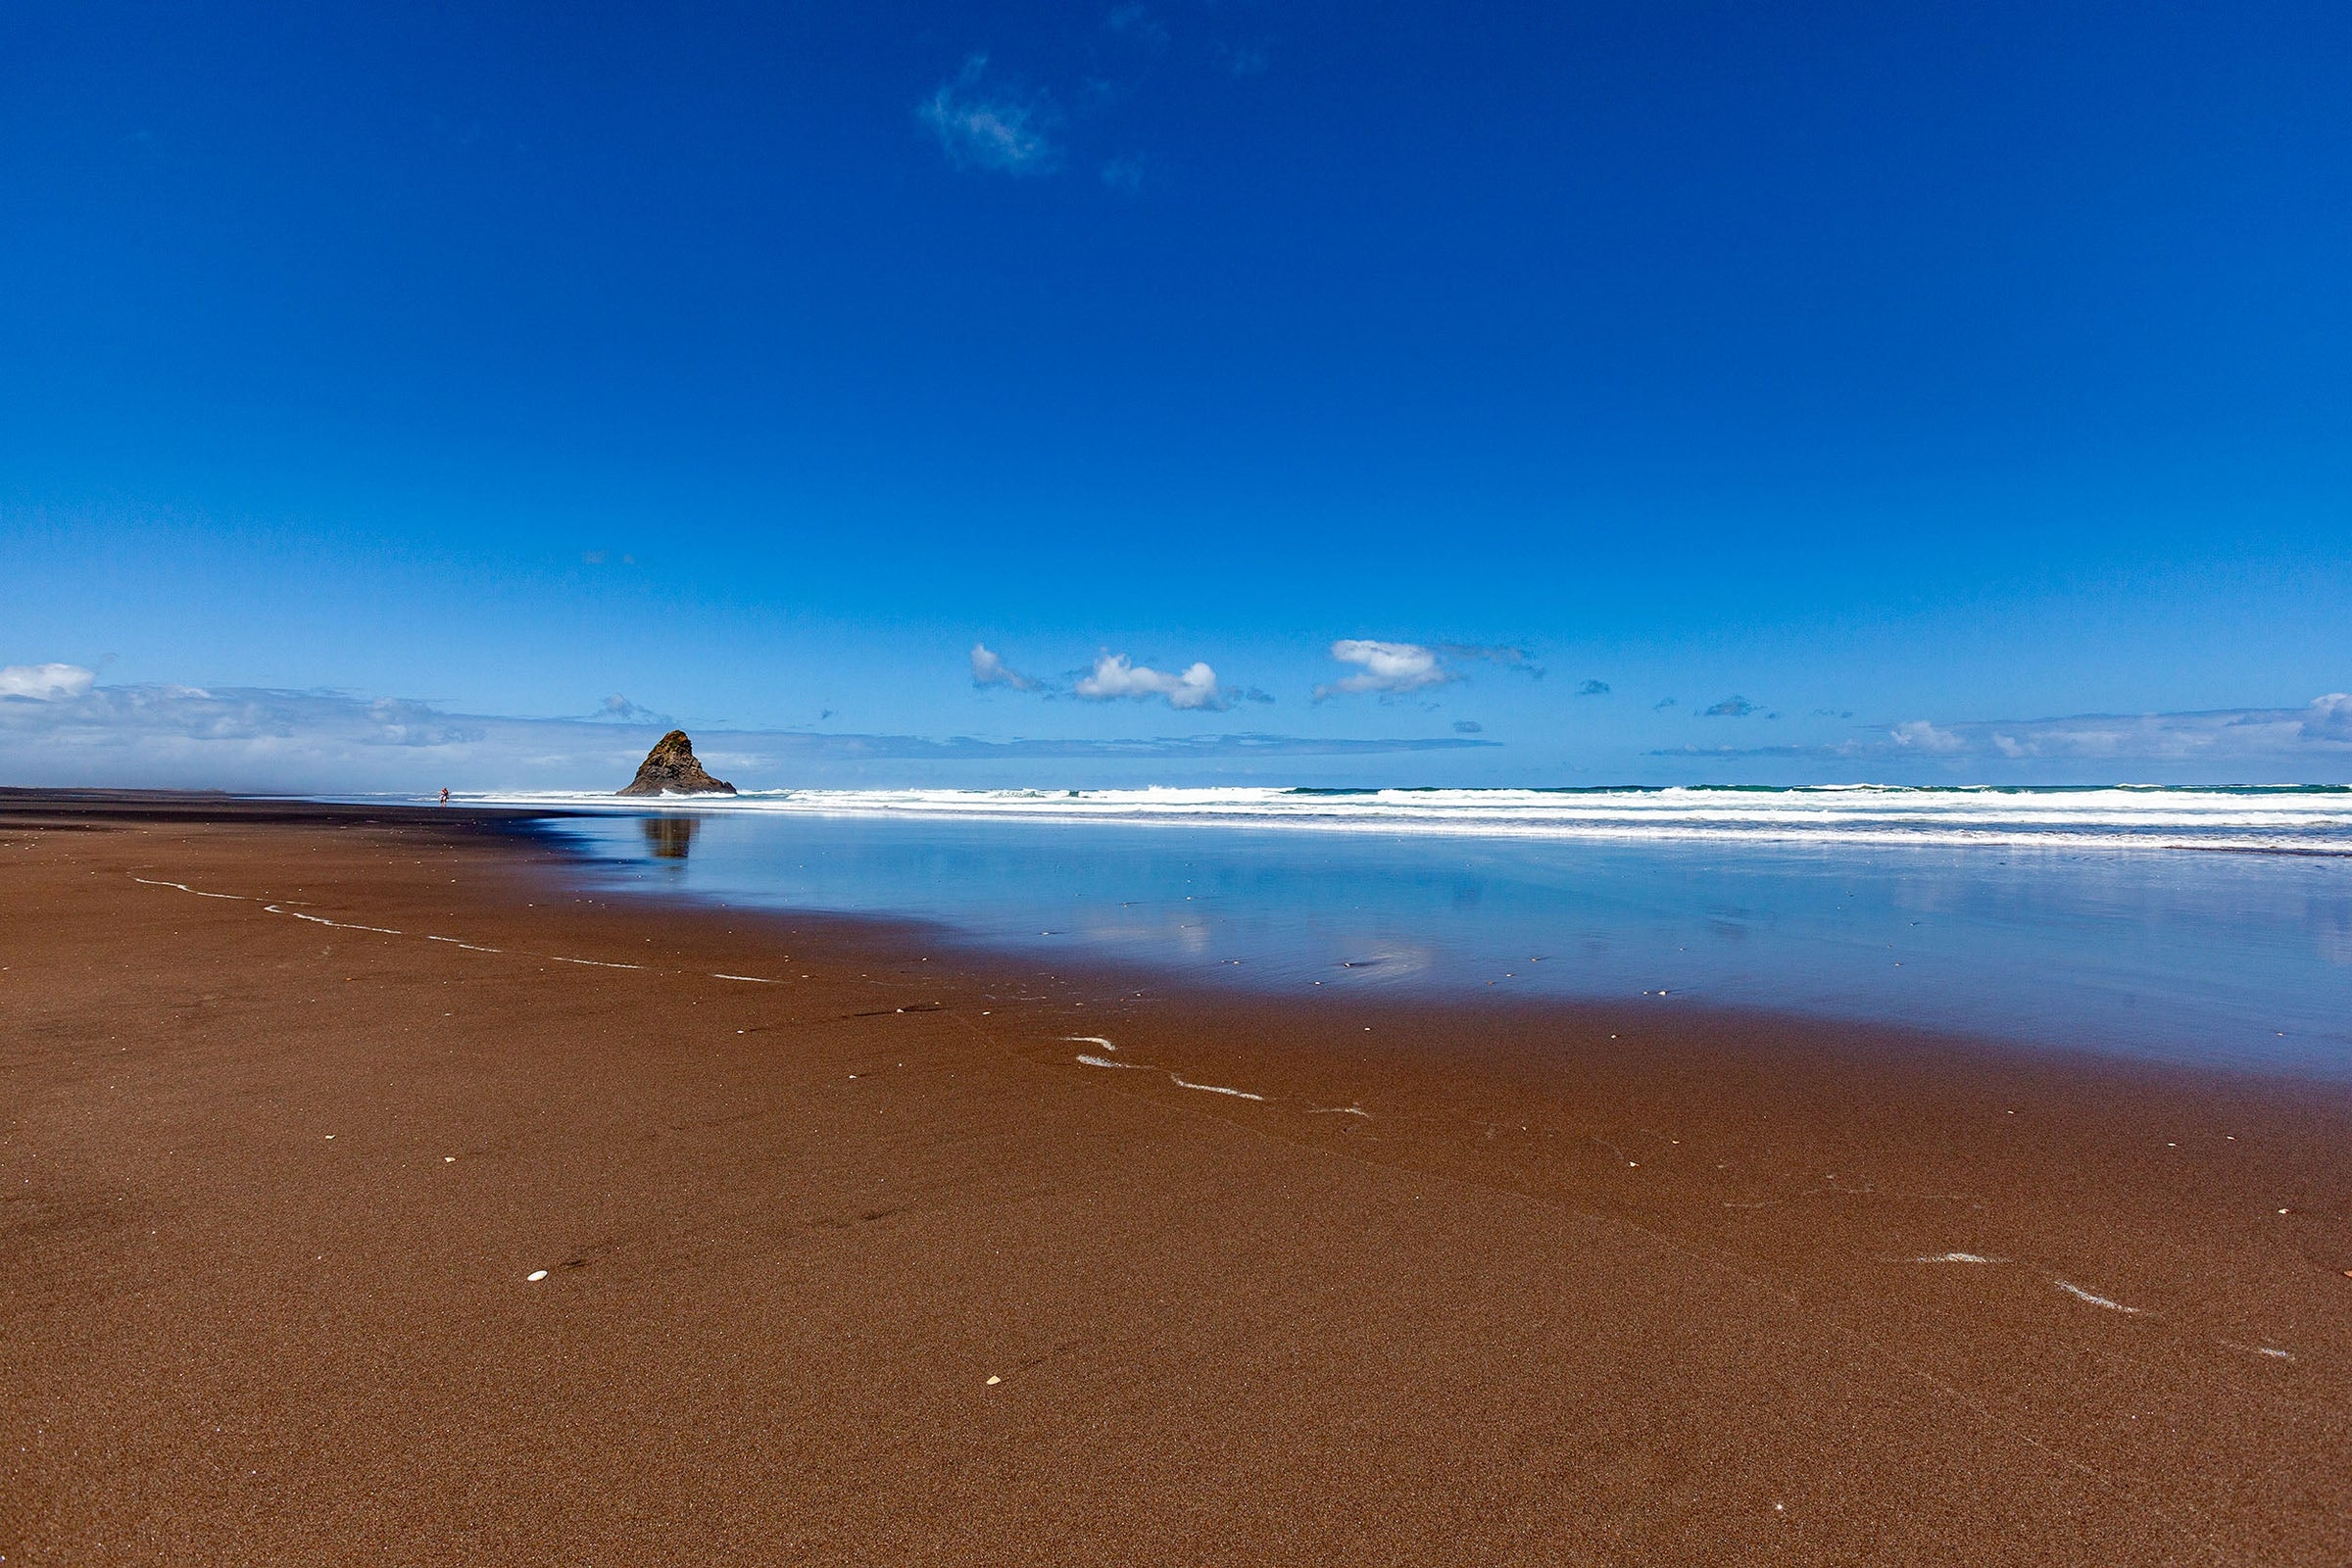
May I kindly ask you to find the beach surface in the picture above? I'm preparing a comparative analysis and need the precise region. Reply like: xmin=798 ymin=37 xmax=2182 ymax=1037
xmin=5 ymin=795 xmax=2350 ymax=1565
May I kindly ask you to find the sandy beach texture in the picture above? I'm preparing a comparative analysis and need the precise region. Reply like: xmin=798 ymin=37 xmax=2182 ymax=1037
xmin=5 ymin=793 xmax=2349 ymax=1565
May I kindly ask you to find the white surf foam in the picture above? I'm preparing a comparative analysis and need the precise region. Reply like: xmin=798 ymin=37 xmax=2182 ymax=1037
xmin=467 ymin=784 xmax=2352 ymax=854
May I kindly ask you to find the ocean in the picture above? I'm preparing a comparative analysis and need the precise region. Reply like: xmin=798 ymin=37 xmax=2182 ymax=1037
xmin=482 ymin=786 xmax=2352 ymax=1076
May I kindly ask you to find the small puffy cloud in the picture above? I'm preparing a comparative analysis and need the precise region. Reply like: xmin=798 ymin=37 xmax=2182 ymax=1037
xmin=1702 ymin=695 xmax=1757 ymax=717
xmin=1315 ymin=640 xmax=1539 ymax=701
xmin=1316 ymin=640 xmax=1448 ymax=700
xmin=1075 ymin=653 xmax=1228 ymax=710
xmin=920 ymin=56 xmax=1059 ymax=175
xmin=1452 ymin=719 xmax=1484 ymax=734
xmin=1889 ymin=719 xmax=1966 ymax=753
xmin=970 ymin=643 xmax=1045 ymax=692
xmin=1576 ymin=680 xmax=1610 ymax=697
xmin=0 ymin=662 xmax=96 ymax=701
xmin=1653 ymin=697 xmax=1678 ymax=710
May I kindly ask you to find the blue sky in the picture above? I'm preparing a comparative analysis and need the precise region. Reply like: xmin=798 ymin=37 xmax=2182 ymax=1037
xmin=4 ymin=2 xmax=2348 ymax=789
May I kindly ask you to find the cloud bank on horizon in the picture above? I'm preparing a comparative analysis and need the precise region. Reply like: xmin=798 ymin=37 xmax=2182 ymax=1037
xmin=8 ymin=662 xmax=2352 ymax=792
xmin=0 ymin=664 xmax=1490 ymax=794
xmin=1653 ymin=696 xmax=2352 ymax=770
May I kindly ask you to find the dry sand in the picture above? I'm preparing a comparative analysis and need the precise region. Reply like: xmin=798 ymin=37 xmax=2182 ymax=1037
xmin=4 ymin=795 xmax=2349 ymax=1564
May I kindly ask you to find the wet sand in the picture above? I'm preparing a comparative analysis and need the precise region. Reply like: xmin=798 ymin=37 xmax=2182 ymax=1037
xmin=4 ymin=795 xmax=2349 ymax=1564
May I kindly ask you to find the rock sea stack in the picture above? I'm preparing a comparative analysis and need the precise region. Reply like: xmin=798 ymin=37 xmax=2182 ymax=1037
xmin=618 ymin=730 xmax=737 ymax=797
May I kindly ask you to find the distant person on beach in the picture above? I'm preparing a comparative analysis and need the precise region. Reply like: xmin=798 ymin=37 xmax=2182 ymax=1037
xmin=439 ymin=787 xmax=450 ymax=806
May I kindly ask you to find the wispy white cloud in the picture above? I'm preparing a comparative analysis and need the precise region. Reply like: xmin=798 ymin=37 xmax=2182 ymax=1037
xmin=1074 ymin=653 xmax=1228 ymax=710
xmin=0 ymin=662 xmax=96 ymax=701
xmin=919 ymin=56 xmax=1059 ymax=175
xmin=970 ymin=643 xmax=1046 ymax=692
xmin=1103 ymin=3 xmax=1169 ymax=50
xmin=1446 ymin=644 xmax=1544 ymax=678
xmin=586 ymin=695 xmax=671 ymax=724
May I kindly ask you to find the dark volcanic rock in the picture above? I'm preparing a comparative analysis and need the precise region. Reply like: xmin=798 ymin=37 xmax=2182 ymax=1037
xmin=617 ymin=730 xmax=736 ymax=797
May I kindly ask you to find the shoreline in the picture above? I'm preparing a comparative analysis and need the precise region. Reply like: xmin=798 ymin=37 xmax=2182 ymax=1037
xmin=530 ymin=796 xmax=2352 ymax=1084
xmin=6 ymin=793 xmax=2350 ymax=1563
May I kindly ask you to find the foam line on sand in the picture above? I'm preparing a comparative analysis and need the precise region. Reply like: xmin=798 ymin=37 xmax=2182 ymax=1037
xmin=2049 ymin=1278 xmax=2142 ymax=1313
xmin=130 ymin=877 xmax=248 ymax=900
xmin=270 ymin=906 xmax=404 ymax=935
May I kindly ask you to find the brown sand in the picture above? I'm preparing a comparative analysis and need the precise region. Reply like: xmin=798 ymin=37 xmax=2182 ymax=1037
xmin=4 ymin=796 xmax=2349 ymax=1565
